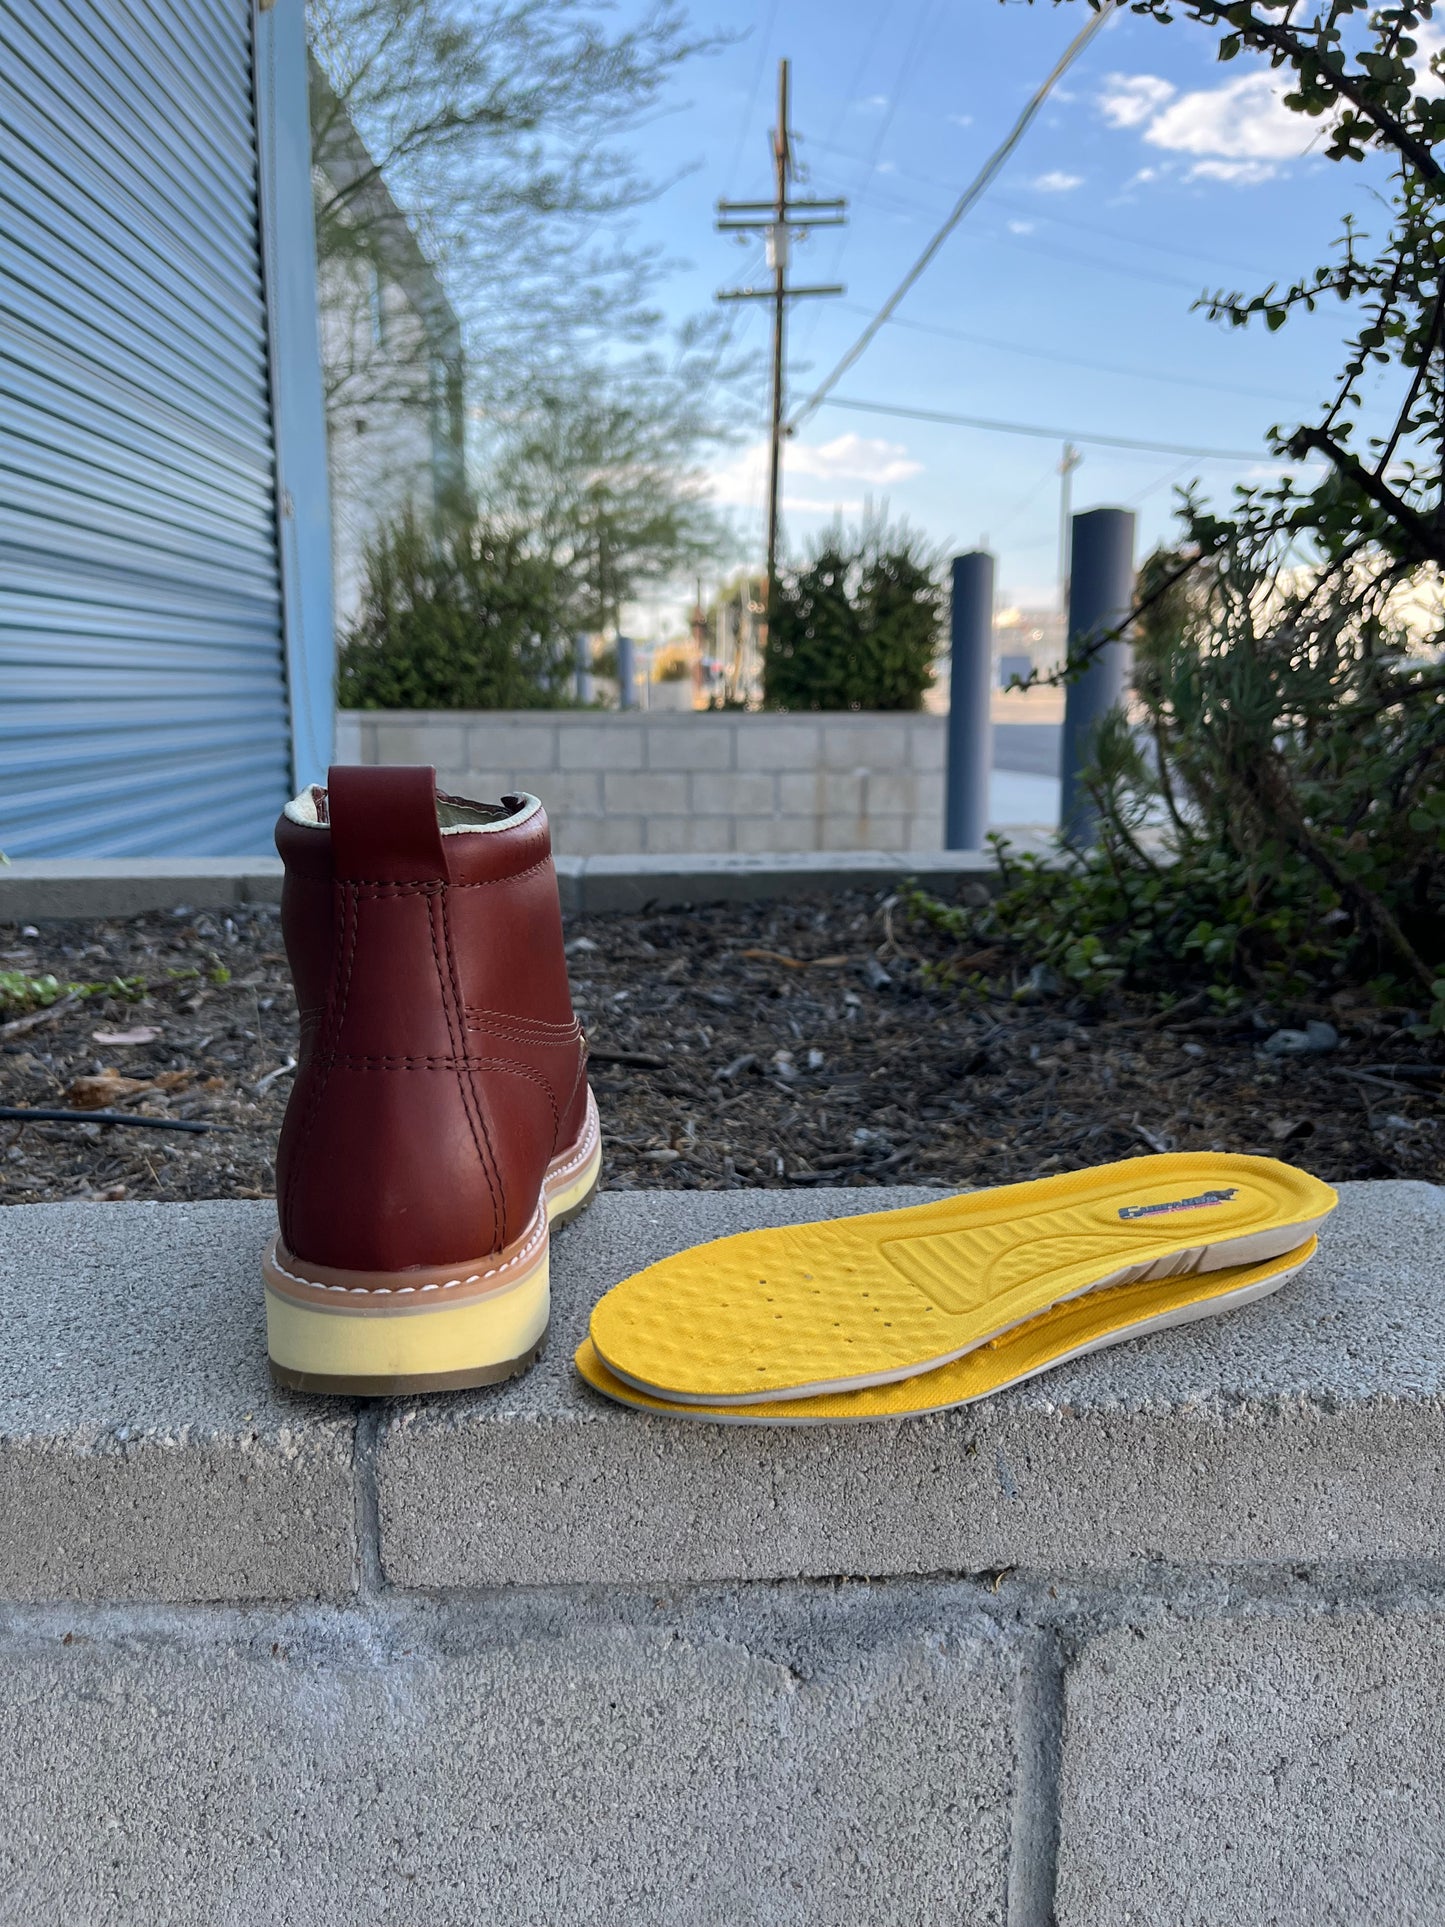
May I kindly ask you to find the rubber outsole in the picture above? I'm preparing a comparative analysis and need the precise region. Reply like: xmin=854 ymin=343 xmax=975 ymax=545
xmin=575 ymin=1237 xmax=1317 ymax=1424
xmin=270 ymin=1334 xmax=549 ymax=1398
xmin=265 ymin=1091 xmax=600 ymax=1397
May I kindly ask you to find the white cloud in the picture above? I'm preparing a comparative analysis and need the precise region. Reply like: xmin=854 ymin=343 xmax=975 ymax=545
xmin=1188 ymin=157 xmax=1280 ymax=185
xmin=789 ymin=434 xmax=922 ymax=485
xmin=948 ymin=113 xmax=974 ymax=128
xmin=1008 ymin=219 xmax=1036 ymax=235
xmin=858 ymin=93 xmax=888 ymax=111
xmin=1031 ymin=169 xmax=1083 ymax=192
xmin=877 ymin=160 xmax=897 ymax=175
xmin=1098 ymin=72 xmax=1176 ymax=128
xmin=1146 ymin=70 xmax=1312 ymax=159
xmin=708 ymin=435 xmax=921 ymax=513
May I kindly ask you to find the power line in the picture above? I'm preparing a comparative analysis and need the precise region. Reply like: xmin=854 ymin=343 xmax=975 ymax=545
xmin=805 ymin=134 xmax=1277 ymax=284
xmin=723 ymin=0 xmax=784 ymax=195
xmin=831 ymin=300 xmax=1317 ymax=407
xmin=788 ymin=3 xmax=1117 ymax=433
xmin=819 ymin=393 xmax=1321 ymax=462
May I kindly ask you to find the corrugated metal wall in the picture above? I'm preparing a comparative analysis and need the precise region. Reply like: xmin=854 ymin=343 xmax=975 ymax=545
xmin=0 ymin=0 xmax=293 ymax=856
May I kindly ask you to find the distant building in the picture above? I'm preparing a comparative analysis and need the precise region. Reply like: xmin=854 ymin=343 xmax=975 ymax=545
xmin=310 ymin=63 xmax=465 ymax=632
xmin=996 ymin=606 xmax=1066 ymax=675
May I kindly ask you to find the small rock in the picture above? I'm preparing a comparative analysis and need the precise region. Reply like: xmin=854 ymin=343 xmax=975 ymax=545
xmin=1262 ymin=1020 xmax=1339 ymax=1057
xmin=713 ymin=1052 xmax=757 ymax=1083
xmin=860 ymin=958 xmax=892 ymax=990
xmin=564 ymin=936 xmax=598 ymax=955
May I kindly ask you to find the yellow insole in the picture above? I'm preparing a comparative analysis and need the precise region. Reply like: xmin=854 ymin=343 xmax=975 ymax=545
xmin=576 ymin=1238 xmax=1317 ymax=1424
xmin=588 ymin=1152 xmax=1336 ymax=1402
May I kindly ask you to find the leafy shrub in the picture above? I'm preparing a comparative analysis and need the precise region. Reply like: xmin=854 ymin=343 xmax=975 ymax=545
xmin=337 ymin=507 xmax=576 ymax=710
xmin=763 ymin=518 xmax=942 ymax=711
xmin=913 ymin=518 xmax=1445 ymax=1031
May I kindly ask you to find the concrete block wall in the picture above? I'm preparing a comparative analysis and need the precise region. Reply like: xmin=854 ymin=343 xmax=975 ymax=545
xmin=336 ymin=709 xmax=951 ymax=856
xmin=3 ymin=1181 xmax=1444 ymax=1920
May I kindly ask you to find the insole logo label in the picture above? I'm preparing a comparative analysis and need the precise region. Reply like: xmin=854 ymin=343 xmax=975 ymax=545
xmin=1118 ymin=1187 xmax=1239 ymax=1221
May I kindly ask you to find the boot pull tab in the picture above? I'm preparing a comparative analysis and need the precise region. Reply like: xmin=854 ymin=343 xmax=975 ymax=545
xmin=327 ymin=765 xmax=449 ymax=884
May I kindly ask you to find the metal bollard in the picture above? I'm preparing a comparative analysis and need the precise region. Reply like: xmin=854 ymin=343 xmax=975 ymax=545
xmin=945 ymin=551 xmax=994 ymax=850
xmin=574 ymin=634 xmax=592 ymax=706
xmin=1060 ymin=507 xmax=1136 ymax=844
xmin=616 ymin=634 xmax=636 ymax=711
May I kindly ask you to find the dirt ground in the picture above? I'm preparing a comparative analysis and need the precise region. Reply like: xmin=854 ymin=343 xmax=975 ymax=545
xmin=0 ymin=890 xmax=1440 ymax=1207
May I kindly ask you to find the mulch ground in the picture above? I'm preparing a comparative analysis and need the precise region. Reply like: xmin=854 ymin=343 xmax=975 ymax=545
xmin=0 ymin=891 xmax=1440 ymax=1208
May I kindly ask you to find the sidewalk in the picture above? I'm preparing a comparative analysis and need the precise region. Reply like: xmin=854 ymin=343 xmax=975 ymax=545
xmin=0 ymin=842 xmax=1056 ymax=921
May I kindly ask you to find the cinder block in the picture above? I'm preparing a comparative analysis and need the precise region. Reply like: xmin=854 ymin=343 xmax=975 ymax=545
xmin=557 ymin=721 xmax=647 ymax=771
xmin=434 ymin=769 xmax=514 ymax=804
xmin=864 ymin=771 xmax=918 ymax=817
xmin=820 ymin=812 xmax=885 ymax=850
xmin=644 ymin=815 xmax=733 ymax=855
xmin=377 ymin=1182 xmax=1445 ymax=1588
xmin=735 ymin=815 xmax=820 ymax=854
xmin=916 ymin=772 xmax=945 ymax=814
xmin=909 ymin=722 xmax=948 ymax=771
xmin=602 ymin=771 xmax=689 ymax=816
xmin=824 ymin=815 xmax=907 ymax=853
xmin=735 ymin=721 xmax=823 ymax=771
xmin=820 ymin=771 xmax=868 ymax=815
xmin=823 ymin=720 xmax=909 ymax=770
xmin=1057 ymin=1613 xmax=1445 ymax=1926
xmin=372 ymin=720 xmax=466 ymax=768
xmin=776 ymin=771 xmax=823 ymax=816
xmin=531 ymin=771 xmax=603 ymax=817
xmin=468 ymin=723 xmax=558 ymax=779
xmin=332 ymin=712 xmax=363 ymax=764
xmin=690 ymin=771 xmax=777 ymax=815
xmin=0 ymin=1607 xmax=1015 ymax=1925
xmin=645 ymin=722 xmax=735 ymax=772
xmin=0 ymin=1203 xmax=355 ymax=1602
xmin=557 ymin=814 xmax=647 ymax=856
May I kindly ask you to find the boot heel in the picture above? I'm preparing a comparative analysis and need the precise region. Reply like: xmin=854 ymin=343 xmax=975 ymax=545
xmin=264 ymin=1208 xmax=550 ymax=1397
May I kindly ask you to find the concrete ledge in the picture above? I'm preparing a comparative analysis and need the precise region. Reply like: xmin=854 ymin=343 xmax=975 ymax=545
xmin=0 ymin=847 xmax=1044 ymax=921
xmin=1 ymin=1182 xmax=1439 ymax=1601
xmin=0 ymin=1202 xmax=355 ymax=1602
xmin=377 ymin=1181 xmax=1445 ymax=1588
xmin=0 ymin=857 xmax=285 ymax=920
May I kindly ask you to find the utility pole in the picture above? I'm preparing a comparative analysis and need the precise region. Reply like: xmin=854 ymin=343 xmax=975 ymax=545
xmin=1058 ymin=441 xmax=1082 ymax=623
xmin=717 ymin=60 xmax=846 ymax=613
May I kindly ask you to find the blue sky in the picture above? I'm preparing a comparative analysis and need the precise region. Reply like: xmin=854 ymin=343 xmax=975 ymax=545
xmin=617 ymin=0 xmax=1405 ymax=611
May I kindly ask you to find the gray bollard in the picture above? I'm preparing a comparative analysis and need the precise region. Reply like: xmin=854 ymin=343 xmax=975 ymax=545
xmin=574 ymin=634 xmax=592 ymax=706
xmin=616 ymin=634 xmax=636 ymax=711
xmin=945 ymin=551 xmax=995 ymax=850
xmin=1060 ymin=507 xmax=1136 ymax=844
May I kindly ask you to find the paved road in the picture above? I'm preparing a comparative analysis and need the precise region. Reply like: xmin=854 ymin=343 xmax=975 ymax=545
xmin=992 ymin=721 xmax=1060 ymax=777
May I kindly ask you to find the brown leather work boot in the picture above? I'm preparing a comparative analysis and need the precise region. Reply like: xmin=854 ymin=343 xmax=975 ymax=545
xmin=262 ymin=766 xmax=599 ymax=1395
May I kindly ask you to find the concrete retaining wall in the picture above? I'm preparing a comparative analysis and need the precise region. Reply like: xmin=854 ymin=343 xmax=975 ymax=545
xmin=337 ymin=707 xmax=953 ymax=856
xmin=2 ymin=1180 xmax=1443 ymax=1920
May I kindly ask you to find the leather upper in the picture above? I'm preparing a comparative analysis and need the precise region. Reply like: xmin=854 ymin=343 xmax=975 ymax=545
xmin=274 ymin=766 xmax=588 ymax=1272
